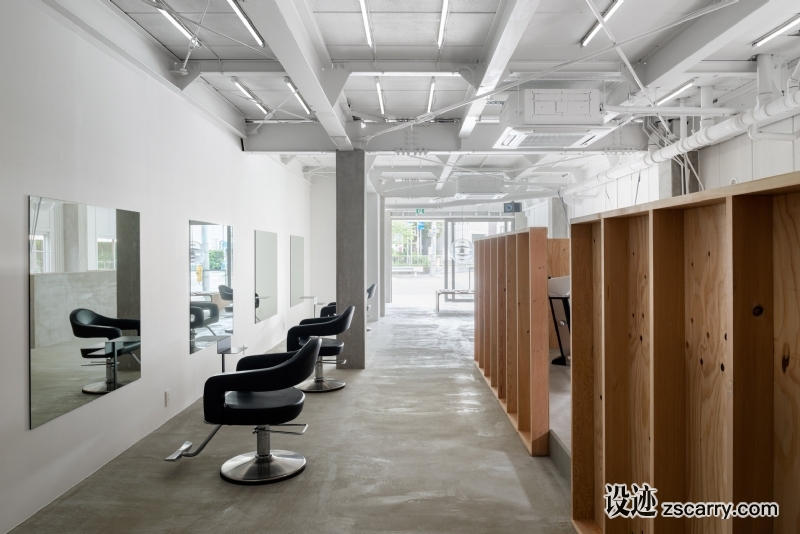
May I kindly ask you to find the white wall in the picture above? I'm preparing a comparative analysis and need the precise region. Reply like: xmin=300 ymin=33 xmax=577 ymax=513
xmin=0 ymin=2 xmax=311 ymax=531
xmin=309 ymin=175 xmax=337 ymax=305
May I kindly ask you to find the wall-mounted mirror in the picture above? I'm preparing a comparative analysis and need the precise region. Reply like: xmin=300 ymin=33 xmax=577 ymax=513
xmin=290 ymin=235 xmax=304 ymax=307
xmin=255 ymin=230 xmax=278 ymax=322
xmin=29 ymin=197 xmax=141 ymax=429
xmin=190 ymin=221 xmax=233 ymax=354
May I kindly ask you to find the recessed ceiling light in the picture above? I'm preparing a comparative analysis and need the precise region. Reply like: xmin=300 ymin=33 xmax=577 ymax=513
xmin=226 ymin=0 xmax=265 ymax=47
xmin=437 ymin=0 xmax=449 ymax=48
xmin=285 ymin=77 xmax=311 ymax=115
xmin=376 ymin=79 xmax=385 ymax=116
xmin=358 ymin=0 xmax=373 ymax=47
xmin=580 ymin=0 xmax=624 ymax=47
xmin=656 ymin=79 xmax=695 ymax=105
xmin=752 ymin=14 xmax=800 ymax=48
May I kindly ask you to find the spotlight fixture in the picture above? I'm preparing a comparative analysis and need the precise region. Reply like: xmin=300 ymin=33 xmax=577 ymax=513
xmin=285 ymin=77 xmax=311 ymax=115
xmin=226 ymin=0 xmax=265 ymax=47
xmin=752 ymin=14 xmax=800 ymax=48
xmin=656 ymin=79 xmax=695 ymax=105
xmin=580 ymin=0 xmax=624 ymax=47
xmin=437 ymin=0 xmax=449 ymax=48
xmin=427 ymin=81 xmax=435 ymax=113
xmin=376 ymin=79 xmax=385 ymax=116
xmin=358 ymin=0 xmax=373 ymax=47
xmin=156 ymin=3 xmax=195 ymax=42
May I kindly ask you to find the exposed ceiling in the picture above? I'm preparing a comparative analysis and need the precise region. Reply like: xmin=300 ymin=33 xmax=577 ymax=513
xmin=102 ymin=0 xmax=800 ymax=211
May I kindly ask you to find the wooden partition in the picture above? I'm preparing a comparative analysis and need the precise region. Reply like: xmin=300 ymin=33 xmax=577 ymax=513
xmin=474 ymin=228 xmax=567 ymax=455
xmin=570 ymin=171 xmax=800 ymax=534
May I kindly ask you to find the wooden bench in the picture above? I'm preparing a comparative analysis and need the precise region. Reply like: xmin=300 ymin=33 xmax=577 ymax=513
xmin=435 ymin=289 xmax=474 ymax=311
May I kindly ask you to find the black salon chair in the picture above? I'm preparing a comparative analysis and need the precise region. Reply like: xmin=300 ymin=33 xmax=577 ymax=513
xmin=190 ymin=301 xmax=219 ymax=336
xmin=219 ymin=284 xmax=234 ymax=312
xmin=289 ymin=306 xmax=355 ymax=392
xmin=320 ymin=283 xmax=377 ymax=320
xmin=70 ymin=309 xmax=141 ymax=395
xmin=366 ymin=283 xmax=376 ymax=331
xmin=165 ymin=338 xmax=320 ymax=485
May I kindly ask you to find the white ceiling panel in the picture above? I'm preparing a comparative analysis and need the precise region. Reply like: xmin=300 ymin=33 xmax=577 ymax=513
xmin=450 ymin=0 xmax=501 ymax=13
xmin=310 ymin=0 xmax=361 ymax=12
xmin=314 ymin=13 xmax=370 ymax=46
xmin=374 ymin=46 xmax=441 ymax=60
xmin=367 ymin=0 xmax=443 ymax=13
xmin=327 ymin=46 xmax=375 ymax=60
xmin=370 ymin=13 xmax=440 ymax=45
xmin=437 ymin=45 xmax=485 ymax=61
xmin=442 ymin=13 xmax=495 ymax=46
xmin=126 ymin=13 xmax=257 ymax=47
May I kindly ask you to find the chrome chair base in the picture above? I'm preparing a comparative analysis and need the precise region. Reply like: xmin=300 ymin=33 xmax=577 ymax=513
xmin=82 ymin=380 xmax=130 ymax=395
xmin=220 ymin=450 xmax=306 ymax=485
xmin=296 ymin=377 xmax=345 ymax=392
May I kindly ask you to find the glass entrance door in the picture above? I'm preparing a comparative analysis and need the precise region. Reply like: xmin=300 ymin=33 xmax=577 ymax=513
xmin=443 ymin=220 xmax=511 ymax=301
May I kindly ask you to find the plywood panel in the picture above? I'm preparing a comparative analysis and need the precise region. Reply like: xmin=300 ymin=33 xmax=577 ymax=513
xmin=506 ymin=234 xmax=518 ymax=415
xmin=684 ymin=203 xmax=731 ymax=534
xmin=730 ymin=196 xmax=774 ymax=534
xmin=474 ymin=240 xmax=482 ymax=364
xmin=517 ymin=231 xmax=531 ymax=435
xmin=482 ymin=239 xmax=490 ymax=371
xmin=628 ymin=216 xmax=651 ymax=534
xmin=548 ymin=238 xmax=571 ymax=348
xmin=602 ymin=218 xmax=633 ymax=534
xmin=773 ymin=192 xmax=800 ymax=534
xmin=592 ymin=223 xmax=604 ymax=531
xmin=488 ymin=238 xmax=496 ymax=380
xmin=571 ymin=224 xmax=597 ymax=524
xmin=530 ymin=228 xmax=549 ymax=456
xmin=650 ymin=209 xmax=686 ymax=534
xmin=496 ymin=236 xmax=507 ymax=397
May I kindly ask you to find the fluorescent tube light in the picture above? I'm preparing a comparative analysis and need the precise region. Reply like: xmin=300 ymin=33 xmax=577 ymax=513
xmin=427 ymin=81 xmax=435 ymax=113
xmin=656 ymin=79 xmax=695 ymax=105
xmin=580 ymin=0 xmax=624 ymax=47
xmin=157 ymin=7 xmax=194 ymax=41
xmin=285 ymin=77 xmax=311 ymax=115
xmin=226 ymin=0 xmax=265 ymax=47
xmin=358 ymin=0 xmax=373 ymax=47
xmin=376 ymin=80 xmax=385 ymax=116
xmin=233 ymin=77 xmax=255 ymax=101
xmin=752 ymin=14 xmax=800 ymax=48
xmin=437 ymin=0 xmax=449 ymax=48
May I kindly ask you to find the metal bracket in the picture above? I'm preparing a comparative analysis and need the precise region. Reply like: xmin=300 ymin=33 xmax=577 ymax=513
xmin=254 ymin=423 xmax=308 ymax=436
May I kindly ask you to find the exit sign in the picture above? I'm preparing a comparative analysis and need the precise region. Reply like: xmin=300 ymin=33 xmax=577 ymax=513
xmin=416 ymin=208 xmax=424 ymax=215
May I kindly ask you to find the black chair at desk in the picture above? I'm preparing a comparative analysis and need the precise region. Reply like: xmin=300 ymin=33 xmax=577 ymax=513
xmin=289 ymin=306 xmax=355 ymax=393
xmin=70 ymin=308 xmax=141 ymax=395
xmin=165 ymin=338 xmax=321 ymax=485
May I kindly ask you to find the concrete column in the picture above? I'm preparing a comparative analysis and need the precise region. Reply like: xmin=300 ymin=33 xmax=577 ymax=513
xmin=514 ymin=212 xmax=526 ymax=230
xmin=336 ymin=149 xmax=366 ymax=369
xmin=366 ymin=192 xmax=379 ymax=323
xmin=548 ymin=197 xmax=569 ymax=238
xmin=116 ymin=209 xmax=141 ymax=371
xmin=379 ymin=196 xmax=388 ymax=315
xmin=658 ymin=152 xmax=699 ymax=198
xmin=62 ymin=203 xmax=88 ymax=272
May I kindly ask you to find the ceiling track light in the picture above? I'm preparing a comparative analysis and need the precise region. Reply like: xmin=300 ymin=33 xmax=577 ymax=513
xmin=656 ymin=79 xmax=696 ymax=105
xmin=752 ymin=13 xmax=800 ymax=48
xmin=155 ymin=2 xmax=196 ymax=43
xmin=285 ymin=77 xmax=311 ymax=115
xmin=427 ymin=81 xmax=436 ymax=113
xmin=376 ymin=79 xmax=385 ymax=116
xmin=437 ymin=0 xmax=449 ymax=49
xmin=580 ymin=0 xmax=624 ymax=47
xmin=358 ymin=0 xmax=373 ymax=48
xmin=226 ymin=0 xmax=265 ymax=47
xmin=231 ymin=76 xmax=270 ymax=116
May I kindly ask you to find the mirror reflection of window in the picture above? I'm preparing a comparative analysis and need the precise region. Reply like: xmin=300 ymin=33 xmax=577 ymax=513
xmin=190 ymin=221 xmax=233 ymax=354
xmin=28 ymin=197 xmax=141 ymax=429
xmin=290 ymin=235 xmax=304 ymax=307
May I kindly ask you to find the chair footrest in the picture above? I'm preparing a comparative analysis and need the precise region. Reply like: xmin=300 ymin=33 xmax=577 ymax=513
xmin=322 ymin=358 xmax=345 ymax=365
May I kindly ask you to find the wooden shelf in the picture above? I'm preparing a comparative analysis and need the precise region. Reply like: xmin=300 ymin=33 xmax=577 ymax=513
xmin=570 ymin=170 xmax=800 ymax=533
xmin=474 ymin=228 xmax=569 ymax=456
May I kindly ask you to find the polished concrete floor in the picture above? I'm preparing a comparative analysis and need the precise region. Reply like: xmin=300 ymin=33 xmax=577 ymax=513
xmin=14 ymin=302 xmax=571 ymax=534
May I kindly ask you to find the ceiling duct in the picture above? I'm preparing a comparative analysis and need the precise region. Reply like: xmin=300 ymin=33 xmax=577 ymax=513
xmin=453 ymin=176 xmax=507 ymax=200
xmin=495 ymin=89 xmax=613 ymax=149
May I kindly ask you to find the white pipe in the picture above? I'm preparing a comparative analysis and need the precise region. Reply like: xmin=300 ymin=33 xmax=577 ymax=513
xmin=562 ymin=89 xmax=800 ymax=195
xmin=386 ymin=190 xmax=557 ymax=210
xmin=603 ymin=105 xmax=738 ymax=116
xmin=748 ymin=125 xmax=800 ymax=142
xmin=757 ymin=54 xmax=773 ymax=107
xmin=700 ymin=86 xmax=714 ymax=130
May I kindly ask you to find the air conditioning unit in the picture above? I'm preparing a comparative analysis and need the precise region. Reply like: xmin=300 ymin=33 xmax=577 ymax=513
xmin=495 ymin=89 xmax=612 ymax=149
xmin=453 ymin=176 xmax=506 ymax=200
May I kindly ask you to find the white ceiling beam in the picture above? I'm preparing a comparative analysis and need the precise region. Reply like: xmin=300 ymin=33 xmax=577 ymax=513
xmin=243 ymin=0 xmax=353 ymax=151
xmin=36 ymin=0 xmax=247 ymax=137
xmin=459 ymin=0 xmax=543 ymax=139
xmin=637 ymin=0 xmax=776 ymax=89
xmin=686 ymin=60 xmax=757 ymax=77
xmin=435 ymin=154 xmax=460 ymax=190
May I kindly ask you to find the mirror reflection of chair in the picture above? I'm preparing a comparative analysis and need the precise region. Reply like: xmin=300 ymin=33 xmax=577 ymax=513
xmin=218 ymin=285 xmax=234 ymax=333
xmin=291 ymin=306 xmax=355 ymax=392
xmin=254 ymin=293 xmax=260 ymax=322
xmin=190 ymin=302 xmax=219 ymax=337
xmin=70 ymin=309 xmax=141 ymax=395
xmin=365 ymin=283 xmax=376 ymax=331
xmin=165 ymin=338 xmax=321 ymax=485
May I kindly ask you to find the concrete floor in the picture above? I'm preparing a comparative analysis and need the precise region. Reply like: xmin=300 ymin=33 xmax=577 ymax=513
xmin=14 ymin=302 xmax=571 ymax=534
xmin=548 ymin=363 xmax=571 ymax=453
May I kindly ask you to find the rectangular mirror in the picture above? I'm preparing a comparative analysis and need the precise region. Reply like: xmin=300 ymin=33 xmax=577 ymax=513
xmin=190 ymin=221 xmax=233 ymax=354
xmin=29 ymin=196 xmax=141 ymax=429
xmin=290 ymin=235 xmax=304 ymax=307
xmin=255 ymin=230 xmax=278 ymax=322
